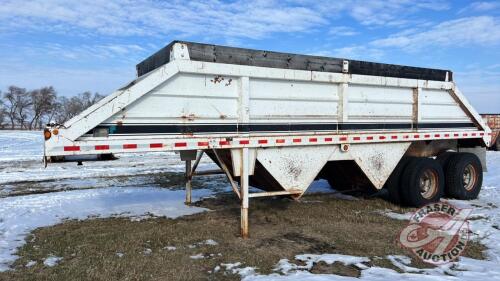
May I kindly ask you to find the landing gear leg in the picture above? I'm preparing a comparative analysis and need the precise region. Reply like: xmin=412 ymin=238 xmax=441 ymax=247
xmin=240 ymin=148 xmax=249 ymax=238
xmin=185 ymin=159 xmax=192 ymax=205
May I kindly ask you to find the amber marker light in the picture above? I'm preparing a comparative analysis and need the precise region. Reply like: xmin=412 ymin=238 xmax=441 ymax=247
xmin=44 ymin=129 xmax=52 ymax=140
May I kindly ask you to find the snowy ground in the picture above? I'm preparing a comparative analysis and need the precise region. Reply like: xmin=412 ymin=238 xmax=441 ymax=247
xmin=0 ymin=130 xmax=499 ymax=280
xmin=0 ymin=130 xmax=222 ymax=271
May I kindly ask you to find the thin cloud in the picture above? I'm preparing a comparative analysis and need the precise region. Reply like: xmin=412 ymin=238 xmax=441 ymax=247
xmin=458 ymin=1 xmax=500 ymax=14
xmin=328 ymin=26 xmax=359 ymax=37
xmin=303 ymin=0 xmax=450 ymax=27
xmin=0 ymin=0 xmax=326 ymax=39
xmin=371 ymin=16 xmax=500 ymax=50
xmin=0 ymin=0 xmax=452 ymax=39
xmin=313 ymin=46 xmax=385 ymax=61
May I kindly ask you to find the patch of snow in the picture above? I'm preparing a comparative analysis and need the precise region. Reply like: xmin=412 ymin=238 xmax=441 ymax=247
xmin=43 ymin=256 xmax=62 ymax=267
xmin=235 ymin=267 xmax=257 ymax=277
xmin=143 ymin=248 xmax=152 ymax=255
xmin=221 ymin=262 xmax=241 ymax=270
xmin=306 ymin=180 xmax=359 ymax=201
xmin=306 ymin=180 xmax=333 ymax=194
xmin=0 ymin=130 xmax=217 ymax=186
xmin=214 ymin=265 xmax=221 ymax=272
xmin=116 ymin=252 xmax=124 ymax=258
xmin=379 ymin=210 xmax=413 ymax=220
xmin=221 ymin=262 xmax=256 ymax=278
xmin=163 ymin=246 xmax=176 ymax=251
xmin=244 ymin=254 xmax=500 ymax=280
xmin=25 ymin=260 xmax=36 ymax=267
xmin=0 ymin=186 xmax=213 ymax=271
xmin=0 ymin=131 xmax=43 ymax=162
xmin=270 ymin=254 xmax=369 ymax=275
xmin=190 ymin=254 xmax=205 ymax=260
xmin=188 ymin=239 xmax=219 ymax=249
xmin=204 ymin=239 xmax=218 ymax=246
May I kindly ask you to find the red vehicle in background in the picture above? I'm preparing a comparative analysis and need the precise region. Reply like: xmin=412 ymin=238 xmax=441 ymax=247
xmin=481 ymin=114 xmax=500 ymax=150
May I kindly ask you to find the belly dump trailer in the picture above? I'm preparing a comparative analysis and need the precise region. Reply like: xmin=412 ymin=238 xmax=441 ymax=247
xmin=43 ymin=41 xmax=492 ymax=238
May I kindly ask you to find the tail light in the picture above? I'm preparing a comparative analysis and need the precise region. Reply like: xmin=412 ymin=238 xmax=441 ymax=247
xmin=44 ymin=129 xmax=51 ymax=140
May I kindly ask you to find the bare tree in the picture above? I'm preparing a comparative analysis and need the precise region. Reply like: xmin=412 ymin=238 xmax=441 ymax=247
xmin=3 ymin=86 xmax=29 ymax=129
xmin=0 ymin=97 xmax=7 ymax=129
xmin=1 ymin=86 xmax=103 ymax=129
xmin=54 ymin=91 xmax=104 ymax=124
xmin=79 ymin=91 xmax=104 ymax=109
xmin=29 ymin=86 xmax=57 ymax=130
xmin=15 ymin=88 xmax=32 ymax=129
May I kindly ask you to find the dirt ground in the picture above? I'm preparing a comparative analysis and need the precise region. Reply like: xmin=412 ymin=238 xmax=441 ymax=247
xmin=0 ymin=189 xmax=486 ymax=281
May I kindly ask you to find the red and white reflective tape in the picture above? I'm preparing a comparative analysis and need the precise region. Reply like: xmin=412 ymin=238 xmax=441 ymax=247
xmin=58 ymin=130 xmax=490 ymax=154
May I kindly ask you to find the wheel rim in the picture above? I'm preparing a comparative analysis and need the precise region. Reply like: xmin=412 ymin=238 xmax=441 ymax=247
xmin=463 ymin=164 xmax=477 ymax=191
xmin=419 ymin=169 xmax=438 ymax=199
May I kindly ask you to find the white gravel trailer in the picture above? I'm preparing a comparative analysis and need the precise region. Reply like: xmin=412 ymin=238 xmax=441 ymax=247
xmin=44 ymin=41 xmax=492 ymax=237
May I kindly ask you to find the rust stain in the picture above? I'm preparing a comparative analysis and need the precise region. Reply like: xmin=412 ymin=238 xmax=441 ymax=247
xmin=211 ymin=75 xmax=224 ymax=84
xmin=286 ymin=159 xmax=302 ymax=181
xmin=180 ymin=114 xmax=197 ymax=121
xmin=220 ymin=114 xmax=227 ymax=119
xmin=116 ymin=121 xmax=123 ymax=126
xmin=369 ymin=153 xmax=384 ymax=171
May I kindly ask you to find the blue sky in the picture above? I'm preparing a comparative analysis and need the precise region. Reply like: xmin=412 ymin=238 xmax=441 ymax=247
xmin=0 ymin=0 xmax=499 ymax=112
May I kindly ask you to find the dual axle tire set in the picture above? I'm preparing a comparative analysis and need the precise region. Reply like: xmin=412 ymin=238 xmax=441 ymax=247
xmin=385 ymin=152 xmax=483 ymax=207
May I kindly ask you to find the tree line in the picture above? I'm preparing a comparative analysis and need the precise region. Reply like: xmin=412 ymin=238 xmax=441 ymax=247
xmin=0 ymin=86 xmax=104 ymax=130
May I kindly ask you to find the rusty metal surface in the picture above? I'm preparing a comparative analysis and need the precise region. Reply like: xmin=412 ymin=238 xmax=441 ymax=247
xmin=185 ymin=160 xmax=192 ymax=204
xmin=406 ymin=140 xmax=458 ymax=157
xmin=248 ymin=190 xmax=303 ymax=198
xmin=481 ymin=114 xmax=500 ymax=146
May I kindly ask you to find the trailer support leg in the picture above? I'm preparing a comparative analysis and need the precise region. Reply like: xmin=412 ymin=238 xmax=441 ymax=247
xmin=185 ymin=159 xmax=192 ymax=205
xmin=240 ymin=148 xmax=249 ymax=238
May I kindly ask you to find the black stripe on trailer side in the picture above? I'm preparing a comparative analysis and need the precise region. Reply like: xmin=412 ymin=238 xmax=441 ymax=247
xmin=246 ymin=123 xmax=339 ymax=132
xmin=416 ymin=122 xmax=476 ymax=129
xmin=338 ymin=123 xmax=412 ymax=130
xmin=89 ymin=122 xmax=476 ymax=136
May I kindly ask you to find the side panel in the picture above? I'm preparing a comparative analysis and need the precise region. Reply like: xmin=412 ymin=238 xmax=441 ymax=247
xmin=249 ymin=78 xmax=339 ymax=123
xmin=347 ymin=85 xmax=413 ymax=122
xmin=103 ymin=73 xmax=239 ymax=124
xmin=420 ymin=89 xmax=470 ymax=123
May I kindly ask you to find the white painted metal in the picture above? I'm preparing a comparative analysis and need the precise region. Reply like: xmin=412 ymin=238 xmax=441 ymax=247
xmin=230 ymin=148 xmax=256 ymax=176
xmin=348 ymin=142 xmax=411 ymax=188
xmin=240 ymin=147 xmax=250 ymax=238
xmin=256 ymin=146 xmax=337 ymax=193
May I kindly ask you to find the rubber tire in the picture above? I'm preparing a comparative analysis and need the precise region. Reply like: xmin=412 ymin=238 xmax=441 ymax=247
xmin=384 ymin=157 xmax=415 ymax=204
xmin=436 ymin=152 xmax=455 ymax=169
xmin=401 ymin=158 xmax=445 ymax=207
xmin=444 ymin=153 xmax=483 ymax=200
